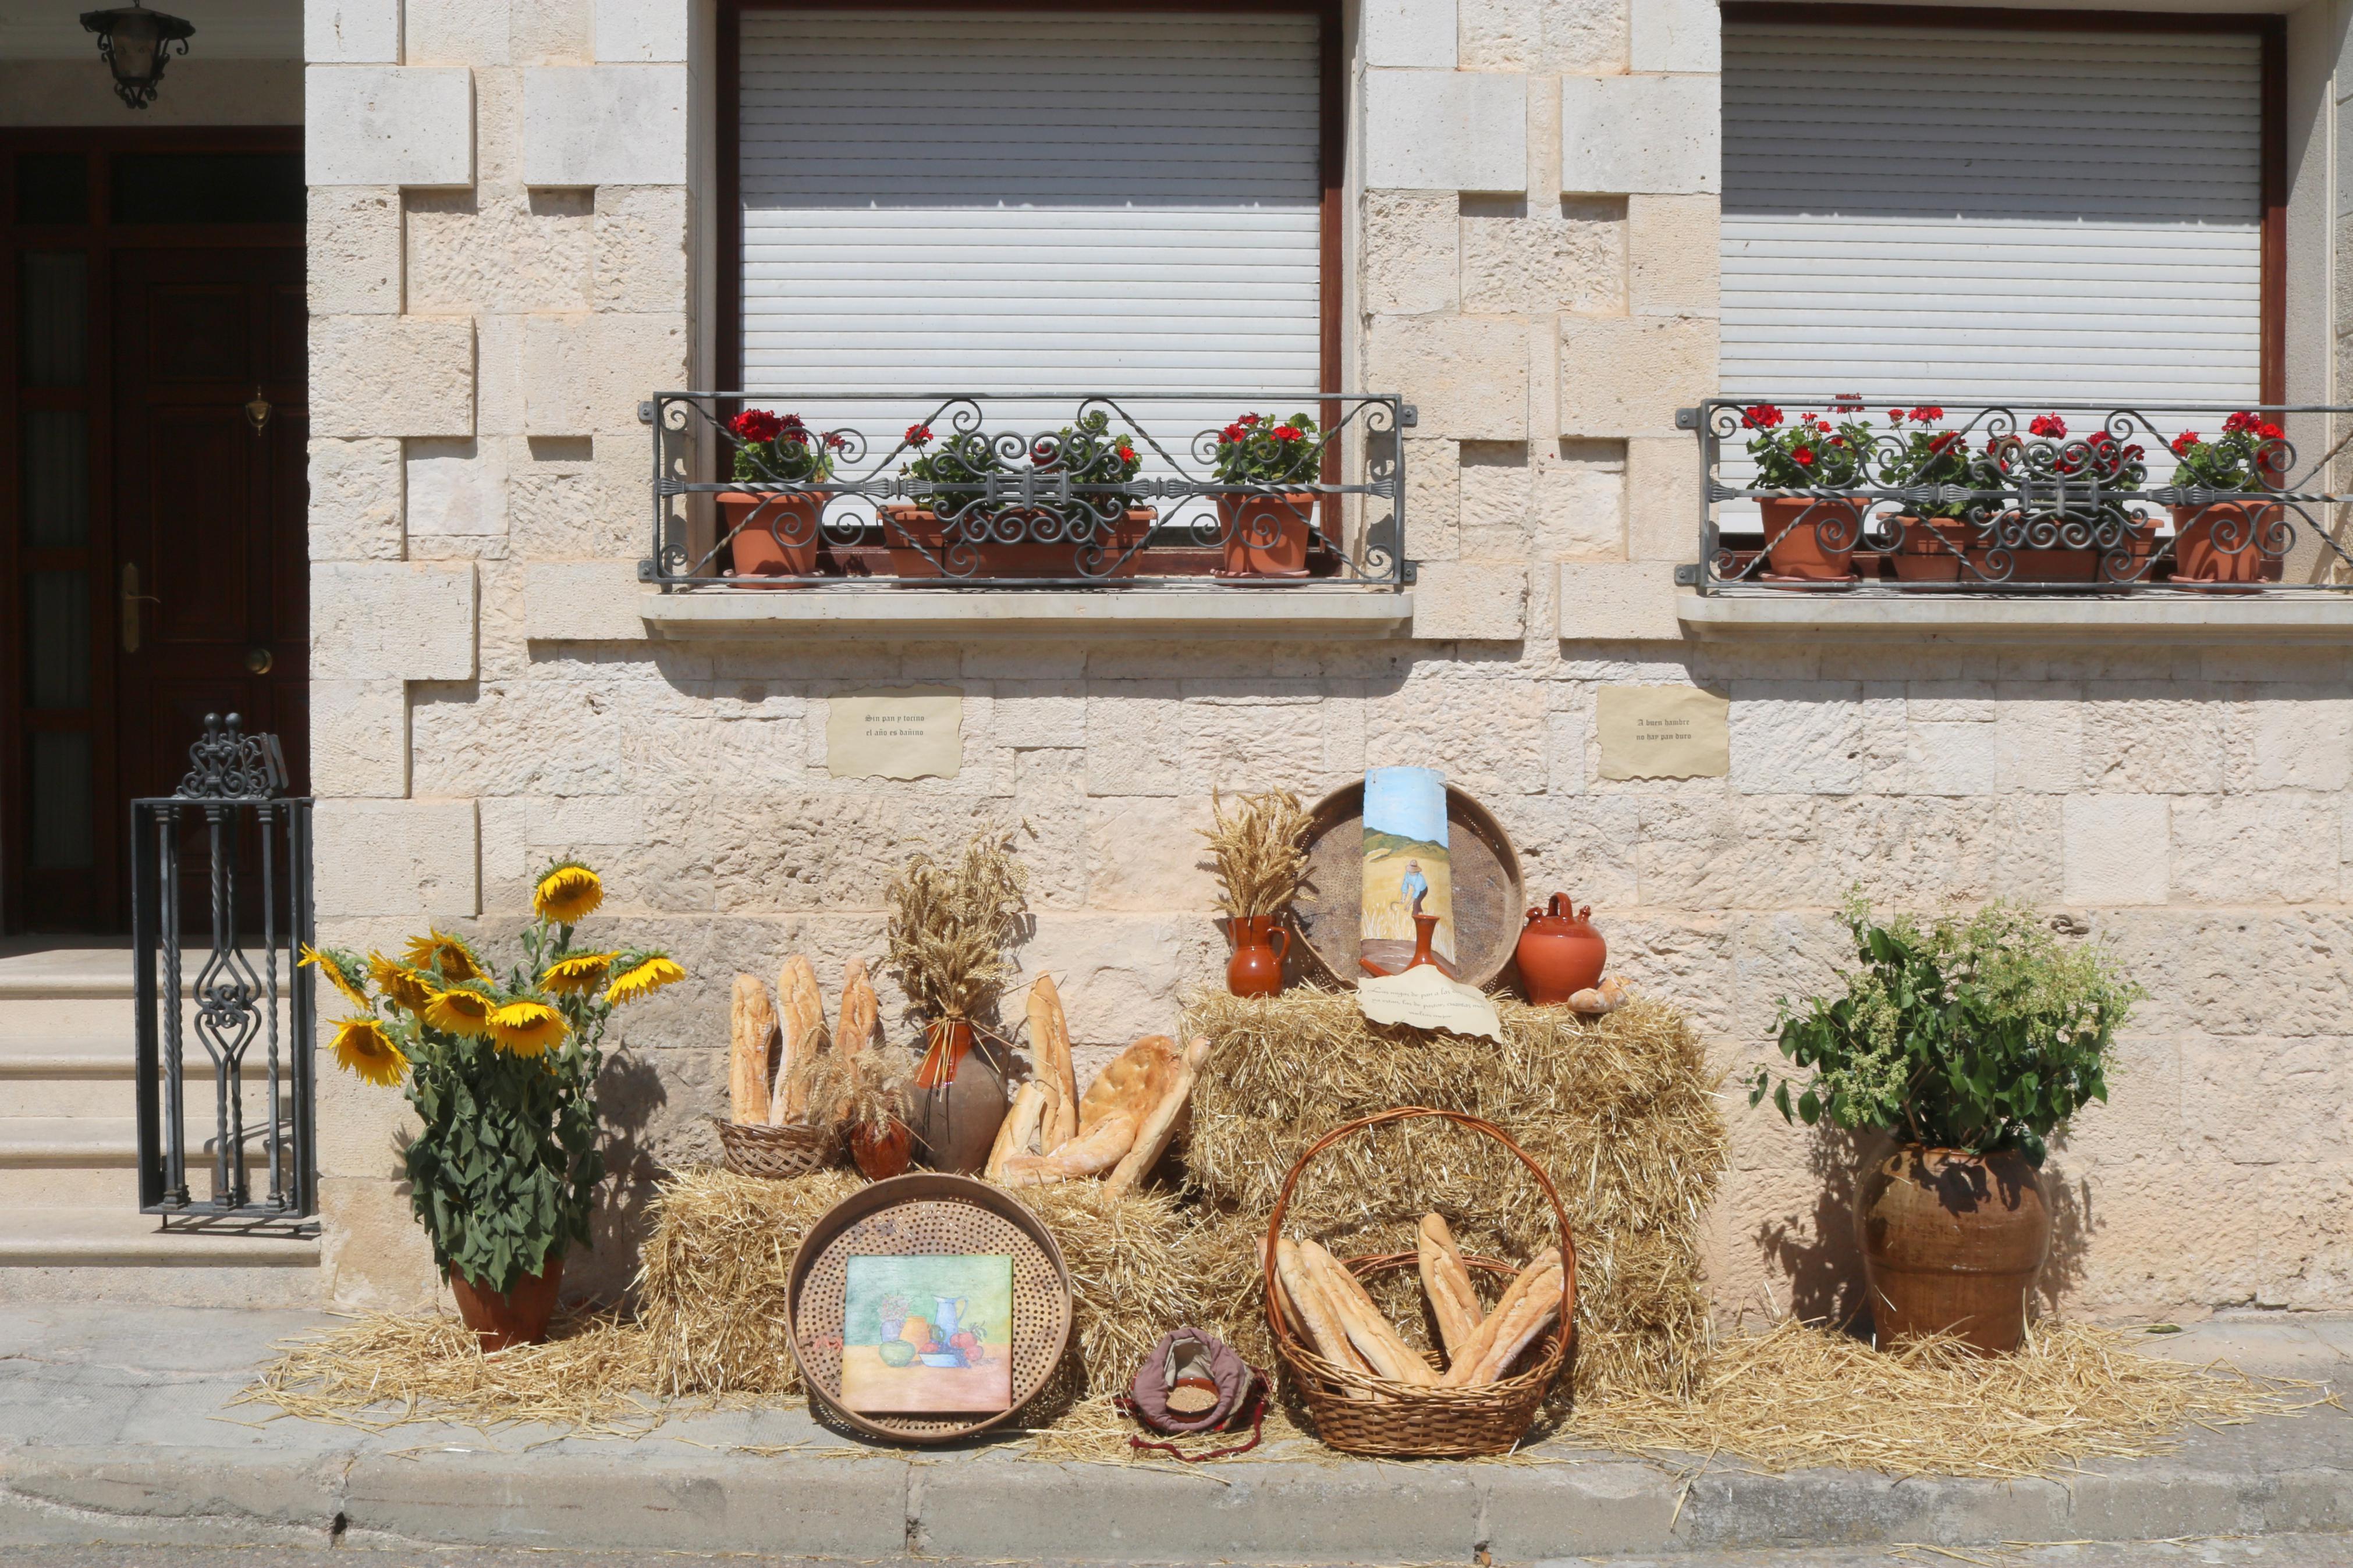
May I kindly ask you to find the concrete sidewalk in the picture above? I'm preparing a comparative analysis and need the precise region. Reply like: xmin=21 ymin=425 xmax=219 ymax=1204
xmin=1 ymin=1306 xmax=2348 ymax=1562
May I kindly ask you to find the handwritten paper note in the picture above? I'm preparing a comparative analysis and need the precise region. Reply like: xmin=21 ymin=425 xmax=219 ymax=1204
xmin=1357 ymin=965 xmax=1505 ymax=1043
xmin=1596 ymin=686 xmax=1730 ymax=781
xmin=827 ymin=687 xmax=963 ymax=780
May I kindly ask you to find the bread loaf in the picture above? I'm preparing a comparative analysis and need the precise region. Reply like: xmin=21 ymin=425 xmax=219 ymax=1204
xmin=1025 ymin=976 xmax=1079 ymax=1147
xmin=1440 ymin=1247 xmax=1561 ymax=1388
xmin=1274 ymin=1239 xmax=1376 ymax=1395
xmin=1300 ymin=1240 xmax=1438 ymax=1387
xmin=999 ymin=1111 xmax=1137 ymax=1187
xmin=1103 ymin=1036 xmax=1208 ymax=1197
xmin=984 ymin=1079 xmax=1052 ymax=1183
xmin=1078 ymin=1034 xmax=1179 ymax=1135
xmin=727 ymin=975 xmax=779 ymax=1125
xmin=836 ymin=958 xmax=880 ymax=1055
xmin=1417 ymin=1213 xmax=1481 ymax=1360
xmin=1465 ymin=1262 xmax=1566 ymax=1386
xmin=767 ymin=955 xmax=826 ymax=1125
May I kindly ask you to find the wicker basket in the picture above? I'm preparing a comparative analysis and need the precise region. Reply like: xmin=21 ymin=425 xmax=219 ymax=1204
xmin=1264 ymin=1107 xmax=1578 ymax=1457
xmin=711 ymin=1114 xmax=838 ymax=1179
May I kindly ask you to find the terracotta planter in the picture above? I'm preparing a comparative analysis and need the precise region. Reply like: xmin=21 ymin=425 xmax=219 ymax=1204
xmin=2098 ymin=519 xmax=2162 ymax=584
xmin=881 ymin=504 xmax=1154 ymax=578
xmin=1516 ymin=894 xmax=1606 ymax=1005
xmin=2172 ymin=503 xmax=2285 ymax=585
xmin=850 ymin=1118 xmax=915 ymax=1181
xmin=1225 ymin=914 xmax=1290 ymax=998
xmin=720 ymin=490 xmax=822 ymax=584
xmin=1759 ymin=496 xmax=1861 ymax=581
xmin=1216 ymin=492 xmax=1316 ymax=578
xmin=1967 ymin=515 xmax=2096 ymax=583
xmin=910 ymin=1019 xmax=1010 ymax=1175
xmin=1855 ymin=1143 xmax=2050 ymax=1354
xmin=1890 ymin=515 xmax=1971 ymax=582
xmin=448 ymin=1250 xmax=565 ymax=1352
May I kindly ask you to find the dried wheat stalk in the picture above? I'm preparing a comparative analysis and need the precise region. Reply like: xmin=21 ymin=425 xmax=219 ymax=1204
xmin=1201 ymin=788 xmax=1312 ymax=920
xmin=883 ymin=825 xmax=1028 ymax=1021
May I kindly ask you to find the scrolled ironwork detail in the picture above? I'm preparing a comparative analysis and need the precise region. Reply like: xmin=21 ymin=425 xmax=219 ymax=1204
xmin=175 ymin=713 xmax=288 ymax=801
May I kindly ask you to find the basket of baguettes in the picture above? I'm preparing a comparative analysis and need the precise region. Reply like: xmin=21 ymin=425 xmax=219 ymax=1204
xmin=1264 ymin=1107 xmax=1577 ymax=1457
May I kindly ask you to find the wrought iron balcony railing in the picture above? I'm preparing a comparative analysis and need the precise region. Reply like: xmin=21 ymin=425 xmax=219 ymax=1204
xmin=640 ymin=391 xmax=1408 ymax=590
xmin=1687 ymin=399 xmax=2353 ymax=592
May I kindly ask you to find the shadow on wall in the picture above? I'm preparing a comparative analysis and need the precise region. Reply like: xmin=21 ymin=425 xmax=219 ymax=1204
xmin=1754 ymin=1125 xmax=1873 ymax=1334
xmin=572 ymin=1046 xmax=668 ymax=1306
xmin=2036 ymin=1146 xmax=2096 ymax=1319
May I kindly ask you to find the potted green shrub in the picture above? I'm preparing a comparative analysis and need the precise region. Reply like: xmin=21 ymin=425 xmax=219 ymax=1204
xmin=721 ymin=410 xmax=842 ymax=584
xmin=306 ymin=861 xmax=685 ymax=1349
xmin=1212 ymin=411 xmax=1325 ymax=578
xmin=2167 ymin=412 xmax=2287 ymax=585
xmin=1744 ymin=401 xmax=1873 ymax=581
xmin=1748 ymin=898 xmax=2141 ymax=1353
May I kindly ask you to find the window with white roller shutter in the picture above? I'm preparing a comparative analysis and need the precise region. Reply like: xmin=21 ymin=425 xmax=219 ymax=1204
xmin=1720 ymin=20 xmax=2268 ymax=408
xmin=736 ymin=8 xmax=1325 ymax=439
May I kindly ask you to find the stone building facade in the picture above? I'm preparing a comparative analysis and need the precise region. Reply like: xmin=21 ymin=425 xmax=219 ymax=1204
xmin=274 ymin=0 xmax=2353 ymax=1319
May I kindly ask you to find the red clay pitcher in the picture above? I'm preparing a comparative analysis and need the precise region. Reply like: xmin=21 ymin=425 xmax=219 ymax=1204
xmin=1226 ymin=914 xmax=1290 ymax=997
xmin=1517 ymin=894 xmax=1606 ymax=1005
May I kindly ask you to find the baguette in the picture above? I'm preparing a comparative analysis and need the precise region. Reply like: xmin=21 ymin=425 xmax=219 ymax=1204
xmin=1300 ymin=1240 xmax=1438 ymax=1386
xmin=1464 ymin=1263 xmax=1566 ymax=1386
xmin=836 ymin=958 xmax=880 ymax=1056
xmin=1417 ymin=1214 xmax=1482 ymax=1360
xmin=1441 ymin=1247 xmax=1561 ymax=1387
xmin=1103 ymin=1036 xmax=1209 ymax=1197
xmin=1274 ymin=1239 xmax=1376 ymax=1395
xmin=984 ymin=1079 xmax=1052 ymax=1183
xmin=1025 ymin=976 xmax=1080 ymax=1147
xmin=727 ymin=975 xmax=779 ymax=1125
xmin=999 ymin=1111 xmax=1137 ymax=1187
xmin=768 ymin=957 xmax=826 ymax=1125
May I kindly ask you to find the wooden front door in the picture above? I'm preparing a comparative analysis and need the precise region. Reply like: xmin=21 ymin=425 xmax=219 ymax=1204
xmin=2 ymin=134 xmax=306 ymax=932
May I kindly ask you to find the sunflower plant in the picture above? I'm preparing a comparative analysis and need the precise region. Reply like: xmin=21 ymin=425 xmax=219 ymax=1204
xmin=303 ymin=861 xmax=684 ymax=1295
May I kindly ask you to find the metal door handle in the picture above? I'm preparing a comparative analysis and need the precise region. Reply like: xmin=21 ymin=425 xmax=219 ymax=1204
xmin=120 ymin=563 xmax=160 ymax=653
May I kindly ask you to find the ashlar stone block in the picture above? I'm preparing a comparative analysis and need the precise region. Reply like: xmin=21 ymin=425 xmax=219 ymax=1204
xmin=306 ymin=66 xmax=474 ymax=187
xmin=1630 ymin=0 xmax=1721 ymax=73
xmin=2061 ymin=795 xmax=2170 ymax=906
xmin=313 ymin=797 xmax=481 ymax=920
xmin=1364 ymin=0 xmax=1457 ymax=68
xmin=1412 ymin=560 xmax=1528 ymax=641
xmin=307 ymin=0 xmax=400 ymax=64
xmin=1458 ymin=0 xmax=1625 ymax=73
xmin=1365 ymin=315 xmax=1527 ymax=442
xmin=1628 ymin=194 xmax=1719 ymax=317
xmin=406 ymin=438 xmax=508 ymax=536
xmin=311 ymin=315 xmax=475 ymax=439
xmin=313 ymin=560 xmax=478 ymax=681
xmin=594 ymin=184 xmax=690 ymax=313
xmin=1626 ymin=435 xmax=1698 ymax=561
xmin=406 ymin=187 xmax=594 ymax=317
xmin=307 ymin=187 xmax=402 ymax=315
xmin=523 ymin=312 xmax=688 ymax=436
xmin=308 ymin=438 xmax=405 ymax=561
xmin=312 ymin=679 xmax=409 ymax=798
xmin=1559 ymin=313 xmax=1716 ymax=439
xmin=521 ymin=64 xmax=688 ymax=186
xmin=1460 ymin=195 xmax=1623 ymax=315
xmin=1364 ymin=191 xmax=1460 ymax=316
xmin=1560 ymin=74 xmax=1719 ymax=196
xmin=1364 ymin=69 xmax=1527 ymax=194
xmin=404 ymin=0 xmax=509 ymax=65
xmin=594 ymin=0 xmax=689 ymax=60
xmin=1556 ymin=562 xmax=1684 ymax=642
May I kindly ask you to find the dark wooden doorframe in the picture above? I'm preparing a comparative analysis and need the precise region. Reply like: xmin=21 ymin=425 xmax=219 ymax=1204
xmin=0 ymin=127 xmax=304 ymax=934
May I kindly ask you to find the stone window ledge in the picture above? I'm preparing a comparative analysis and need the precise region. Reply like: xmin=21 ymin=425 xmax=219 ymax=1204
xmin=523 ymin=563 xmax=1412 ymax=641
xmin=1676 ymin=590 xmax=2353 ymax=645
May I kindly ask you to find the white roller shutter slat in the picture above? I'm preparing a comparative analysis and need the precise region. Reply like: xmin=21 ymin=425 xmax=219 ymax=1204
xmin=1720 ymin=23 xmax=2264 ymax=412
xmin=739 ymin=9 xmax=1323 ymax=457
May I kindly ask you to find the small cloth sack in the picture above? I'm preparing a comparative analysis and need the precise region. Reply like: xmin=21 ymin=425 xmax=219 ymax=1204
xmin=1128 ymin=1327 xmax=1257 ymax=1435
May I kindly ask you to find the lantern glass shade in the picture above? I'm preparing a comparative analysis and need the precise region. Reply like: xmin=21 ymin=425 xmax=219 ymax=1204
xmin=80 ymin=5 xmax=195 ymax=110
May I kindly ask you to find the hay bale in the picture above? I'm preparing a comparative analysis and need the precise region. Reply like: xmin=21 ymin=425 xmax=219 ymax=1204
xmin=1181 ymin=989 xmax=1724 ymax=1400
xmin=636 ymin=1168 xmax=1208 ymax=1400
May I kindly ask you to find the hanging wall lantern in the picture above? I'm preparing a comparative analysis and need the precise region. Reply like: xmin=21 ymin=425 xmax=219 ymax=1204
xmin=81 ymin=1 xmax=196 ymax=111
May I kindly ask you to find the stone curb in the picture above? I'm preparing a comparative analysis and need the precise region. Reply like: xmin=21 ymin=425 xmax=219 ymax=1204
xmin=4 ymin=1442 xmax=2351 ymax=1559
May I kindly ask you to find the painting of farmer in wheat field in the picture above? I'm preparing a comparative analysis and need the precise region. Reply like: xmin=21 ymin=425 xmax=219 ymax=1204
xmin=1358 ymin=766 xmax=1456 ymax=977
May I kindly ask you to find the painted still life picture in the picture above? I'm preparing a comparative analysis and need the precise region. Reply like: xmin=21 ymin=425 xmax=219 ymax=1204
xmin=839 ymin=1253 xmax=1015 ymax=1414
xmin=1360 ymin=765 xmax=1456 ymax=977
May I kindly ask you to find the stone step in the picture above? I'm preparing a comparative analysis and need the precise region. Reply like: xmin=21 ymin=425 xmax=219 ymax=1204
xmin=0 ymin=1118 xmax=283 ymax=1207
xmin=5 ymin=1071 xmax=285 ymax=1120
xmin=0 ymin=1206 xmax=318 ymax=1268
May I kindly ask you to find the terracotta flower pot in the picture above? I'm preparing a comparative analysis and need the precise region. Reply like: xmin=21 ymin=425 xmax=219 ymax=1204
xmin=1516 ymin=894 xmax=1605 ymax=1004
xmin=881 ymin=504 xmax=1155 ymax=578
xmin=1966 ymin=514 xmax=2096 ymax=583
xmin=448 ymin=1249 xmax=565 ymax=1352
xmin=1216 ymin=492 xmax=1316 ymax=578
xmin=909 ymin=1019 xmax=1009 ymax=1174
xmin=1889 ymin=515 xmax=1971 ymax=582
xmin=2171 ymin=503 xmax=2285 ymax=585
xmin=1759 ymin=496 xmax=1861 ymax=581
xmin=1225 ymin=914 xmax=1290 ymax=998
xmin=720 ymin=491 xmax=822 ymax=584
xmin=849 ymin=1118 xmax=915 ymax=1181
xmin=1855 ymin=1143 xmax=2050 ymax=1354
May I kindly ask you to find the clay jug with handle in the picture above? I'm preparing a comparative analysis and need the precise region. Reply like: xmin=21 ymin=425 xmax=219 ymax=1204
xmin=1226 ymin=915 xmax=1290 ymax=997
xmin=1517 ymin=894 xmax=1606 ymax=1005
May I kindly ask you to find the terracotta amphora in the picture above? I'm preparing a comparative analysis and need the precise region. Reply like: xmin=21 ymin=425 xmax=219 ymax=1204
xmin=910 ymin=1019 xmax=1010 ymax=1175
xmin=1226 ymin=915 xmax=1290 ymax=997
xmin=1517 ymin=894 xmax=1606 ymax=1004
xmin=448 ymin=1249 xmax=565 ymax=1352
xmin=1855 ymin=1144 xmax=2050 ymax=1354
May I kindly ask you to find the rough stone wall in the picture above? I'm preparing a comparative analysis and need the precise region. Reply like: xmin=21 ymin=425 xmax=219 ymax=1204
xmin=306 ymin=0 xmax=2353 ymax=1321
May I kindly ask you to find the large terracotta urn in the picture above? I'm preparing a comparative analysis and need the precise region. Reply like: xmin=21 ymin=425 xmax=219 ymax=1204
xmin=909 ymin=1019 xmax=1010 ymax=1175
xmin=1855 ymin=1144 xmax=2050 ymax=1354
xmin=448 ymin=1250 xmax=565 ymax=1352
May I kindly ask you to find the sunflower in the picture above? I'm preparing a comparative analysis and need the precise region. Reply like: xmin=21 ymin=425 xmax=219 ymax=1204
xmin=487 ymin=998 xmax=570 ymax=1057
xmin=604 ymin=952 xmax=684 ymax=1006
xmin=534 ymin=861 xmax=605 ymax=926
xmin=539 ymin=951 xmax=617 ymax=997
xmin=366 ymin=952 xmax=437 ymax=1014
xmin=299 ymin=944 xmax=370 ymax=1010
xmin=422 ymin=982 xmax=498 ymax=1039
xmin=331 ymin=1016 xmax=408 ymax=1086
xmin=402 ymin=930 xmax=484 ymax=983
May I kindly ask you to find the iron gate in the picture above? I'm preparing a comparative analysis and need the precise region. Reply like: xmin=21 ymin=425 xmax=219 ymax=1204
xmin=130 ymin=714 xmax=317 ymax=1225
